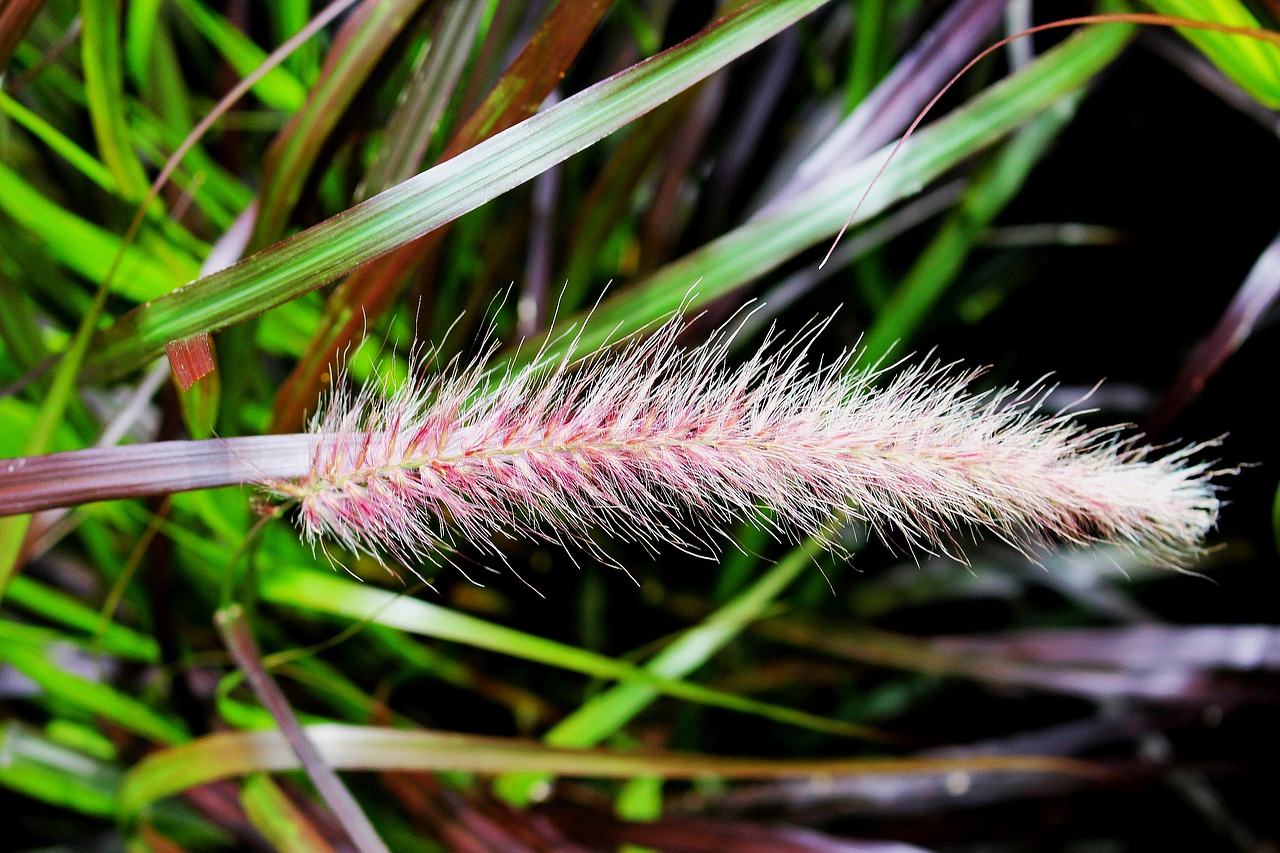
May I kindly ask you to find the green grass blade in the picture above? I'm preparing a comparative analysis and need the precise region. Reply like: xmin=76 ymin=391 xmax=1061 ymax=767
xmin=1272 ymin=480 xmax=1280 ymax=555
xmin=1142 ymin=0 xmax=1280 ymax=108
xmin=357 ymin=0 xmax=490 ymax=198
xmin=134 ymin=106 xmax=257 ymax=213
xmin=0 ymin=267 xmax=49 ymax=372
xmin=4 ymin=575 xmax=159 ymax=662
xmin=241 ymin=774 xmax=339 ymax=853
xmin=249 ymin=0 xmax=431 ymax=248
xmin=0 ymin=641 xmax=187 ymax=744
xmin=124 ymin=0 xmax=162 ymax=86
xmin=257 ymin=566 xmax=882 ymax=741
xmin=169 ymin=0 xmax=308 ymax=112
xmin=496 ymin=539 xmax=824 ymax=803
xmin=82 ymin=0 xmax=834 ymax=381
xmin=126 ymin=4 xmax=193 ymax=137
xmin=0 ymin=91 xmax=118 ymax=191
xmin=858 ymin=90 xmax=1085 ymax=362
xmin=45 ymin=718 xmax=120 ymax=761
xmin=81 ymin=0 xmax=150 ymax=200
xmin=270 ymin=0 xmax=323 ymax=83
xmin=0 ymin=722 xmax=121 ymax=817
xmin=120 ymin=723 xmax=1083 ymax=815
xmin=0 ymin=162 xmax=198 ymax=300
xmin=0 ymin=237 xmax=125 ymax=595
xmin=531 ymin=19 xmax=1135 ymax=361
xmin=845 ymin=0 xmax=887 ymax=112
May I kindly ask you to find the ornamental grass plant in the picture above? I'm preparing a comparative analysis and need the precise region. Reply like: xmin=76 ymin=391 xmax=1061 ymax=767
xmin=1 ymin=2 xmax=1278 ymax=851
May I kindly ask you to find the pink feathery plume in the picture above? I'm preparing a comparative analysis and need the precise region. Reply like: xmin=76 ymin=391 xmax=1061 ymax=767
xmin=260 ymin=316 xmax=1222 ymax=570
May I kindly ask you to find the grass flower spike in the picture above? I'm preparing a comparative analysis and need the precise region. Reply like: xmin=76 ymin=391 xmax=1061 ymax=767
xmin=263 ymin=316 xmax=1221 ymax=570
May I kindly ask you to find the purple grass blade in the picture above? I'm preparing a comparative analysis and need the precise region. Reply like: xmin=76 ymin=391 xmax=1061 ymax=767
xmin=0 ymin=435 xmax=314 ymax=515
xmin=688 ymin=713 xmax=1151 ymax=819
xmin=934 ymin=625 xmax=1280 ymax=671
xmin=697 ymin=26 xmax=800 ymax=239
xmin=1147 ymin=32 xmax=1280 ymax=133
xmin=216 ymin=604 xmax=390 ymax=853
xmin=757 ymin=620 xmax=1268 ymax=705
xmin=765 ymin=0 xmax=1007 ymax=211
xmin=519 ymin=93 xmax=562 ymax=338
xmin=737 ymin=181 xmax=965 ymax=341
xmin=957 ymin=665 xmax=1269 ymax=705
xmin=1149 ymin=228 xmax=1280 ymax=433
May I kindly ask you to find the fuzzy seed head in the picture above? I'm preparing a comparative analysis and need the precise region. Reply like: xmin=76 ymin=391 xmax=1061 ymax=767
xmin=262 ymin=316 xmax=1222 ymax=573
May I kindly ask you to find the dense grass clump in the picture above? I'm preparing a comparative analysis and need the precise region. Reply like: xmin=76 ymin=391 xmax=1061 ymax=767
xmin=1 ymin=2 xmax=1278 ymax=850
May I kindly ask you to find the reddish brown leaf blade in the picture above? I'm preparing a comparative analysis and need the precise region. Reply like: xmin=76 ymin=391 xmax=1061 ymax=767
xmin=385 ymin=771 xmax=596 ymax=852
xmin=270 ymin=243 xmax=436 ymax=433
xmin=271 ymin=0 xmax=615 ymax=432
xmin=561 ymin=89 xmax=699 ymax=299
xmin=779 ymin=0 xmax=1006 ymax=196
xmin=166 ymin=333 xmax=216 ymax=390
xmin=216 ymin=605 xmax=389 ymax=853
xmin=0 ymin=0 xmax=47 ymax=71
xmin=443 ymin=0 xmax=615 ymax=157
